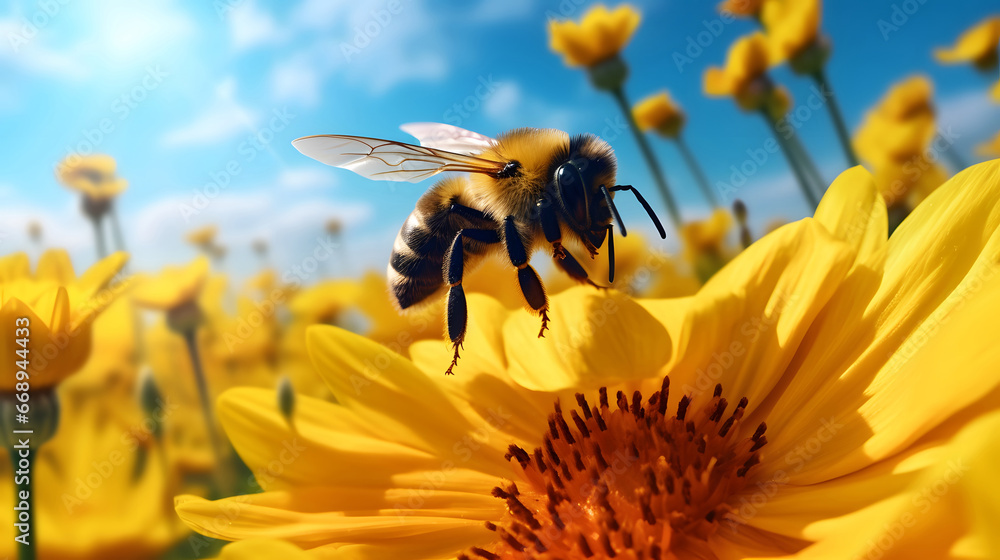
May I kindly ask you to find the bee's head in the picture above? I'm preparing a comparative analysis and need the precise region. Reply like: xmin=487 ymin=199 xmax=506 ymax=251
xmin=549 ymin=156 xmax=615 ymax=251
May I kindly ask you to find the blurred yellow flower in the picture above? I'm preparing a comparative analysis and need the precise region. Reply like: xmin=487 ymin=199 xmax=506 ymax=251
xmin=186 ymin=225 xmax=219 ymax=247
xmin=977 ymin=130 xmax=1000 ymax=157
xmin=0 ymin=396 xmax=187 ymax=559
xmin=0 ymin=250 xmax=128 ymax=391
xmin=853 ymin=76 xmax=935 ymax=164
xmin=703 ymin=32 xmax=777 ymax=110
xmin=548 ymin=4 xmax=640 ymax=67
xmin=762 ymin=0 xmax=827 ymax=73
xmin=718 ymin=0 xmax=765 ymax=17
xmin=55 ymin=154 xmax=128 ymax=200
xmin=132 ymin=256 xmax=210 ymax=311
xmin=177 ymin=160 xmax=1000 ymax=558
xmin=874 ymin=155 xmax=950 ymax=209
xmin=934 ymin=16 xmax=1000 ymax=71
xmin=632 ymin=91 xmax=686 ymax=138
xmin=681 ymin=209 xmax=733 ymax=282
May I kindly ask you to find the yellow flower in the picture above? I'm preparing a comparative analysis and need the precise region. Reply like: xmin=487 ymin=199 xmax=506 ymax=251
xmin=992 ymin=78 xmax=1000 ymax=102
xmin=632 ymin=91 xmax=686 ymax=138
xmin=854 ymin=76 xmax=937 ymax=167
xmin=186 ymin=225 xmax=219 ymax=247
xmin=718 ymin=0 xmax=765 ymax=17
xmin=977 ymin=130 xmax=1000 ymax=157
xmin=132 ymin=256 xmax=210 ymax=311
xmin=548 ymin=4 xmax=640 ymax=68
xmin=762 ymin=0 xmax=826 ymax=72
xmin=0 ymin=250 xmax=128 ymax=391
xmin=873 ymin=155 xmax=949 ymax=209
xmin=55 ymin=154 xmax=128 ymax=200
xmin=177 ymin=160 xmax=1000 ymax=557
xmin=703 ymin=32 xmax=778 ymax=111
xmin=934 ymin=16 xmax=1000 ymax=71
xmin=680 ymin=209 xmax=734 ymax=283
xmin=0 ymin=395 xmax=188 ymax=559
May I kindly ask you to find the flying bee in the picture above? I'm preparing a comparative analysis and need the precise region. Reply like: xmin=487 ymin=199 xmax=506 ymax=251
xmin=292 ymin=123 xmax=665 ymax=374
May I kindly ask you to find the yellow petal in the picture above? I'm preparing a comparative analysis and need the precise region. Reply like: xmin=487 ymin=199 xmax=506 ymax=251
xmin=763 ymin=159 xmax=1000 ymax=483
xmin=176 ymin=488 xmax=496 ymax=549
xmin=35 ymin=249 xmax=75 ymax=284
xmin=934 ymin=16 xmax=1000 ymax=64
xmin=502 ymin=286 xmax=671 ymax=392
xmin=217 ymin=388 xmax=441 ymax=491
xmin=813 ymin=166 xmax=888 ymax=265
xmin=216 ymin=539 xmax=313 ymax=560
xmin=306 ymin=325 xmax=510 ymax=472
xmin=661 ymin=219 xmax=854 ymax=415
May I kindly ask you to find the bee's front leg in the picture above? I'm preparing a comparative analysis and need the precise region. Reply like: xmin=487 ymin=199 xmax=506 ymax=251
xmin=443 ymin=228 xmax=500 ymax=375
xmin=502 ymin=216 xmax=549 ymax=338
xmin=538 ymin=198 xmax=565 ymax=260
xmin=553 ymin=246 xmax=606 ymax=290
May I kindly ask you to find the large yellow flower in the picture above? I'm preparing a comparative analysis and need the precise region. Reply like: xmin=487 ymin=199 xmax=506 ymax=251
xmin=934 ymin=16 xmax=1000 ymax=71
xmin=177 ymin=160 xmax=1000 ymax=558
xmin=632 ymin=91 xmax=686 ymax=138
xmin=703 ymin=32 xmax=778 ymax=111
xmin=0 ymin=250 xmax=128 ymax=391
xmin=55 ymin=154 xmax=128 ymax=200
xmin=548 ymin=4 xmax=640 ymax=68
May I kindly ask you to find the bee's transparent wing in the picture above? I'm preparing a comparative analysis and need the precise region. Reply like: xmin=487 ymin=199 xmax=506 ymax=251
xmin=399 ymin=122 xmax=497 ymax=155
xmin=292 ymin=135 xmax=505 ymax=183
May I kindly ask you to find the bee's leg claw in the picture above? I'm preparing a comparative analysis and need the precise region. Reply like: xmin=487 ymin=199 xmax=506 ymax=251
xmin=537 ymin=309 xmax=550 ymax=338
xmin=445 ymin=340 xmax=462 ymax=376
xmin=551 ymin=242 xmax=566 ymax=260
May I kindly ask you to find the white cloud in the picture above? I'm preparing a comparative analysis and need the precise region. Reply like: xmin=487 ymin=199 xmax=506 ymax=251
xmin=938 ymin=88 xmax=1000 ymax=142
xmin=270 ymin=56 xmax=321 ymax=106
xmin=226 ymin=0 xmax=286 ymax=51
xmin=482 ymin=80 xmax=576 ymax=131
xmin=160 ymin=77 xmax=258 ymax=148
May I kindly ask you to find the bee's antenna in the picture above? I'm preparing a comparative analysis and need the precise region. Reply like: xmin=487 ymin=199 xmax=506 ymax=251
xmin=600 ymin=184 xmax=627 ymax=237
xmin=610 ymin=185 xmax=667 ymax=239
xmin=607 ymin=224 xmax=616 ymax=284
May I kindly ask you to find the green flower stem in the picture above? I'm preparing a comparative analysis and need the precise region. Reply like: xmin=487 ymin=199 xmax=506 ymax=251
xmin=90 ymin=216 xmax=107 ymax=260
xmin=180 ymin=328 xmax=225 ymax=493
xmin=11 ymin=448 xmax=35 ymax=560
xmin=785 ymin=128 xmax=828 ymax=198
xmin=763 ymin=112 xmax=820 ymax=211
xmin=108 ymin=204 xmax=129 ymax=263
xmin=610 ymin=87 xmax=683 ymax=231
xmin=812 ymin=68 xmax=859 ymax=167
xmin=675 ymin=135 xmax=721 ymax=208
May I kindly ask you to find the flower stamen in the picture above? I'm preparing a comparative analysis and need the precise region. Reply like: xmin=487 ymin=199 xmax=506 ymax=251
xmin=467 ymin=375 xmax=769 ymax=559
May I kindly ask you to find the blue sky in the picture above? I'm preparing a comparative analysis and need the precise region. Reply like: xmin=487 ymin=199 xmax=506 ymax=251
xmin=1 ymin=0 xmax=998 ymax=282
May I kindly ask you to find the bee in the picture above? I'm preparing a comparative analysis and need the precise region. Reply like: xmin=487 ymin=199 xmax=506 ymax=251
xmin=293 ymin=123 xmax=665 ymax=374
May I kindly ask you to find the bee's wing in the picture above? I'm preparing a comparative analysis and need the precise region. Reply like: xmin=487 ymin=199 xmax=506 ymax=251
xmin=292 ymin=135 xmax=506 ymax=183
xmin=399 ymin=122 xmax=497 ymax=155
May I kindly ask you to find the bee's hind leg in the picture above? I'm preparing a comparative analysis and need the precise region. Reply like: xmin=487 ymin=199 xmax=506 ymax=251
xmin=502 ymin=216 xmax=550 ymax=338
xmin=443 ymin=227 xmax=500 ymax=375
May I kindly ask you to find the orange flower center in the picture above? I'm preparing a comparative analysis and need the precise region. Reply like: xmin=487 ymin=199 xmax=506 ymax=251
xmin=462 ymin=376 xmax=767 ymax=559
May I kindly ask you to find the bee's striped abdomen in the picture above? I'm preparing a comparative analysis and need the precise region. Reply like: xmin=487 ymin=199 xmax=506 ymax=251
xmin=387 ymin=178 xmax=495 ymax=309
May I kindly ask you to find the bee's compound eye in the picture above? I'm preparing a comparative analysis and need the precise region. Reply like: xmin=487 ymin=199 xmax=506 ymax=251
xmin=554 ymin=163 xmax=589 ymax=227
